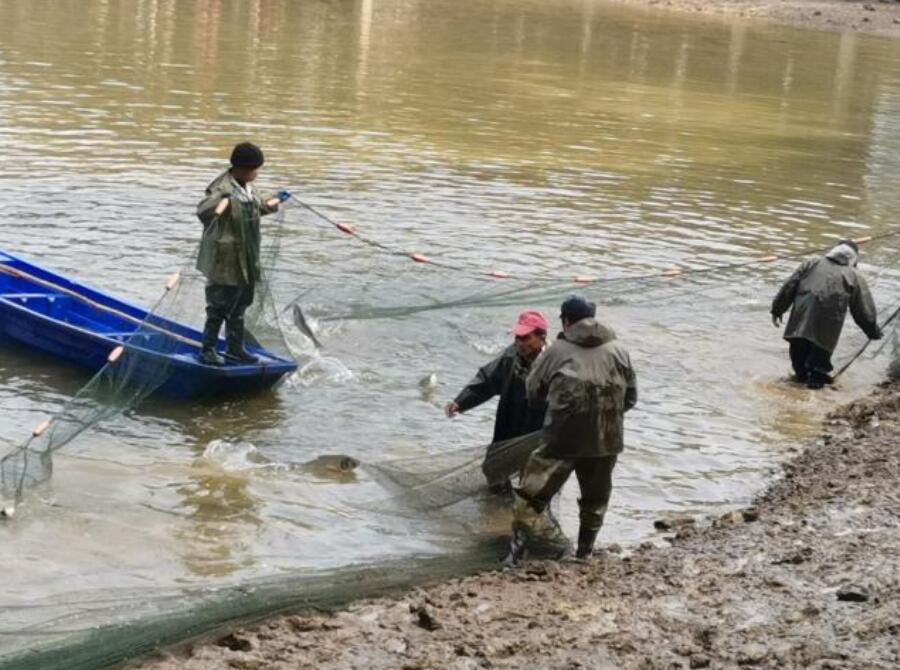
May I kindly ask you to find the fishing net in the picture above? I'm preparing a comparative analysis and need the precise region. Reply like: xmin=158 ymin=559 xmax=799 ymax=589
xmin=4 ymin=192 xmax=900 ymax=670
xmin=272 ymin=200 xmax=900 ymax=517
xmin=0 ymin=207 xmax=294 ymax=507
xmin=362 ymin=430 xmax=544 ymax=511
xmin=0 ymin=538 xmax=507 ymax=670
xmin=5 ymin=193 xmax=900 ymax=516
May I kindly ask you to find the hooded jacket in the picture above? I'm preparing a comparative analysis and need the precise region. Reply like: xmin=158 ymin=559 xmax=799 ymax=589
xmin=771 ymin=243 xmax=879 ymax=353
xmin=526 ymin=318 xmax=637 ymax=459
xmin=196 ymin=170 xmax=279 ymax=286
xmin=454 ymin=344 xmax=547 ymax=444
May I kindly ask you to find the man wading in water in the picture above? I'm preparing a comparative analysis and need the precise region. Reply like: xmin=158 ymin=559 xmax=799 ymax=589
xmin=771 ymin=239 xmax=881 ymax=389
xmin=196 ymin=142 xmax=283 ymax=366
xmin=445 ymin=311 xmax=549 ymax=494
xmin=506 ymin=296 xmax=637 ymax=563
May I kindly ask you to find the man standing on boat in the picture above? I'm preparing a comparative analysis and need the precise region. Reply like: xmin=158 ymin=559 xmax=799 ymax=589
xmin=506 ymin=296 xmax=637 ymax=563
xmin=771 ymin=239 xmax=881 ymax=389
xmin=196 ymin=142 xmax=282 ymax=366
xmin=445 ymin=311 xmax=549 ymax=494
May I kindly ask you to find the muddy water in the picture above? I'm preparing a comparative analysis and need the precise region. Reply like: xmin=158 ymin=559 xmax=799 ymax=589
xmin=1 ymin=0 xmax=900 ymax=659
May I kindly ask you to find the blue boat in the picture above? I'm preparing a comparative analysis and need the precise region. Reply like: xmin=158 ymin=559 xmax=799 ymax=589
xmin=0 ymin=249 xmax=297 ymax=397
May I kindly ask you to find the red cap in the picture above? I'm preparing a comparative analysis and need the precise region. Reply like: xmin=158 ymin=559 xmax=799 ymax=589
xmin=511 ymin=310 xmax=549 ymax=337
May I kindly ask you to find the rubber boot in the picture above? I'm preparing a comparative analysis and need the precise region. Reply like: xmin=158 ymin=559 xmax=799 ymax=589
xmin=576 ymin=527 xmax=599 ymax=559
xmin=200 ymin=318 xmax=225 ymax=366
xmin=225 ymin=318 xmax=259 ymax=364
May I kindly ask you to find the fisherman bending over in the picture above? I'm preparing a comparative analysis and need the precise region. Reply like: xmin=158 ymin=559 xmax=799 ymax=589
xmin=507 ymin=296 xmax=637 ymax=563
xmin=445 ymin=311 xmax=549 ymax=493
xmin=196 ymin=142 xmax=282 ymax=366
xmin=771 ymin=239 xmax=881 ymax=389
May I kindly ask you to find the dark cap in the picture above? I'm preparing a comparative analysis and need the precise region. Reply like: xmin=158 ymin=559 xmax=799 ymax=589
xmin=560 ymin=295 xmax=596 ymax=323
xmin=230 ymin=142 xmax=265 ymax=169
xmin=839 ymin=239 xmax=859 ymax=253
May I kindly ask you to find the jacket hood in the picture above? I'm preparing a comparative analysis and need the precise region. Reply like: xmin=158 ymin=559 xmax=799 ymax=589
xmin=826 ymin=243 xmax=858 ymax=267
xmin=562 ymin=318 xmax=616 ymax=348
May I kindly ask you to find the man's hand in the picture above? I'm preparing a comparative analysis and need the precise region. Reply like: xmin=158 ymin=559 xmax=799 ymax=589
xmin=444 ymin=401 xmax=460 ymax=418
xmin=771 ymin=314 xmax=782 ymax=328
xmin=871 ymin=327 xmax=884 ymax=341
xmin=265 ymin=197 xmax=281 ymax=209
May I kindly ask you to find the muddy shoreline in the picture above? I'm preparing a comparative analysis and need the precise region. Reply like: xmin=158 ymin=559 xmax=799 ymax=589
xmin=134 ymin=382 xmax=900 ymax=670
xmin=615 ymin=0 xmax=900 ymax=37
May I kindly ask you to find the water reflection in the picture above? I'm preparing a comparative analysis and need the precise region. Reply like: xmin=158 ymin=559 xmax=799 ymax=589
xmin=175 ymin=456 xmax=260 ymax=578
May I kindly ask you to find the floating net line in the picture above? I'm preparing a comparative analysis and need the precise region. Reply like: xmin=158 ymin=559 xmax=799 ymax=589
xmin=0 ymin=207 xmax=293 ymax=506
xmin=272 ymin=196 xmax=900 ymax=343
xmin=283 ymin=194 xmax=900 ymax=289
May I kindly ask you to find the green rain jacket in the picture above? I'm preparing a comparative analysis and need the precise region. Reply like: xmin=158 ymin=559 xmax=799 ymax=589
xmin=526 ymin=319 xmax=637 ymax=459
xmin=196 ymin=170 xmax=279 ymax=286
xmin=771 ymin=243 xmax=880 ymax=354
xmin=454 ymin=345 xmax=547 ymax=444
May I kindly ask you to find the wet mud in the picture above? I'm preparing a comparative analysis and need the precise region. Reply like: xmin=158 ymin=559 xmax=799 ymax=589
xmin=615 ymin=0 xmax=900 ymax=37
xmin=135 ymin=383 xmax=900 ymax=670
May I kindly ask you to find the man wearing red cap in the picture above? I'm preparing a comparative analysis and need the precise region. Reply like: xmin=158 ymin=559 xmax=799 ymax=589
xmin=445 ymin=311 xmax=549 ymax=492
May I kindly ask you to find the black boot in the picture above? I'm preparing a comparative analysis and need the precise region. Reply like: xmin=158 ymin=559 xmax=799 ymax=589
xmin=576 ymin=527 xmax=599 ymax=559
xmin=200 ymin=318 xmax=225 ymax=366
xmin=225 ymin=318 xmax=259 ymax=364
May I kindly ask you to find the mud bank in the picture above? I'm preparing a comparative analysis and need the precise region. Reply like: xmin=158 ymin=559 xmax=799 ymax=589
xmin=134 ymin=383 xmax=900 ymax=670
xmin=616 ymin=0 xmax=900 ymax=37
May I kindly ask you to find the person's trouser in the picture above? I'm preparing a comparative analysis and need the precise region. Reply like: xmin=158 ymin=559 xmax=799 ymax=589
xmin=481 ymin=432 xmax=544 ymax=498
xmin=511 ymin=446 xmax=617 ymax=556
xmin=202 ymin=283 xmax=255 ymax=353
xmin=789 ymin=338 xmax=833 ymax=387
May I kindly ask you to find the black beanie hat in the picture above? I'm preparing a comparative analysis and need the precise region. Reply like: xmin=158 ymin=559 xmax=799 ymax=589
xmin=560 ymin=295 xmax=596 ymax=323
xmin=230 ymin=142 xmax=264 ymax=169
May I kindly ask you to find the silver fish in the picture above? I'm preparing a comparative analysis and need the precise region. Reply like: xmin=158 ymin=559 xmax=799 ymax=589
xmin=297 ymin=454 xmax=360 ymax=479
xmin=418 ymin=372 xmax=438 ymax=401
xmin=292 ymin=304 xmax=323 ymax=349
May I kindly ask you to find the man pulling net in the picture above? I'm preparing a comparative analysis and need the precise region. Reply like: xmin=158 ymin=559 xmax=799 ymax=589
xmin=507 ymin=296 xmax=638 ymax=564
xmin=771 ymin=239 xmax=882 ymax=389
xmin=445 ymin=310 xmax=549 ymax=494
xmin=196 ymin=142 xmax=287 ymax=366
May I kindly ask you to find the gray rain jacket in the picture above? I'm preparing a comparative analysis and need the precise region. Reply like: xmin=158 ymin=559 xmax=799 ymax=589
xmin=526 ymin=319 xmax=637 ymax=459
xmin=771 ymin=243 xmax=879 ymax=353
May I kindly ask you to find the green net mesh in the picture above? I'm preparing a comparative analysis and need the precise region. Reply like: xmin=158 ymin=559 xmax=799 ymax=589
xmin=0 ymin=208 xmax=293 ymax=506
xmin=4 ymin=198 xmax=900 ymax=670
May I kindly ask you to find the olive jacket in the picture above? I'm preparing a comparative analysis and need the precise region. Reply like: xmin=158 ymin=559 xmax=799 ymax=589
xmin=526 ymin=319 xmax=637 ymax=459
xmin=196 ymin=170 xmax=278 ymax=286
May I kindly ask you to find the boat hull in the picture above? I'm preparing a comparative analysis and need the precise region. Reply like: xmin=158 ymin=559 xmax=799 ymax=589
xmin=0 ymin=250 xmax=297 ymax=398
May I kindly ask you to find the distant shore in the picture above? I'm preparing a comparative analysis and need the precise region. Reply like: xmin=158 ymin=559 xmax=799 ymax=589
xmin=616 ymin=0 xmax=900 ymax=37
